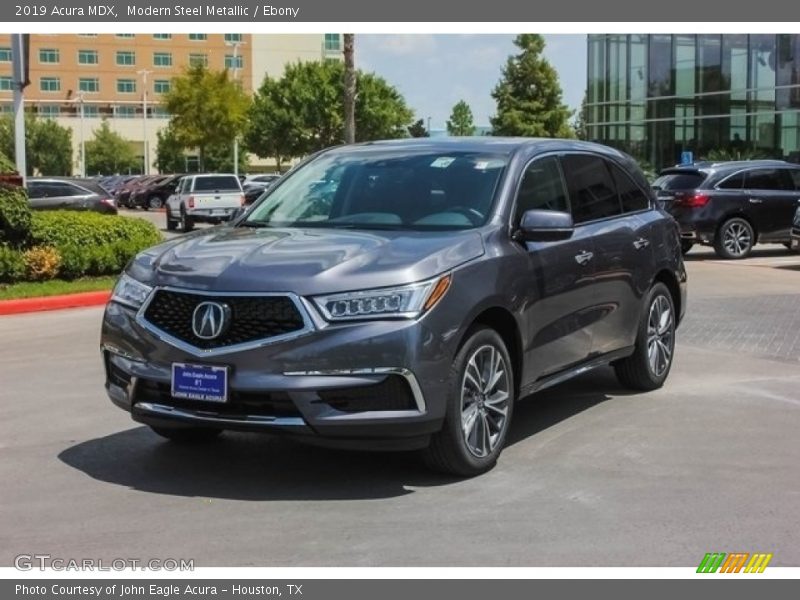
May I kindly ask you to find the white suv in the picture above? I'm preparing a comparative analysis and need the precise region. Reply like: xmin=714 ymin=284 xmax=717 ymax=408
xmin=166 ymin=174 xmax=245 ymax=232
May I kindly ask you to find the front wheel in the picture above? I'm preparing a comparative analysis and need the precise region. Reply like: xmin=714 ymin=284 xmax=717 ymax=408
xmin=148 ymin=196 xmax=164 ymax=210
xmin=614 ymin=282 xmax=676 ymax=391
xmin=714 ymin=217 xmax=754 ymax=259
xmin=422 ymin=327 xmax=515 ymax=477
xmin=150 ymin=426 xmax=222 ymax=443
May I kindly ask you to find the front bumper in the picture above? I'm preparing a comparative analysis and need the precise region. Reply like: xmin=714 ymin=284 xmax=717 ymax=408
xmin=101 ymin=298 xmax=452 ymax=449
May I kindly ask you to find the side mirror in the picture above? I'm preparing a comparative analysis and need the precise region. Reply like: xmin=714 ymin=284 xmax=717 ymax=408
xmin=514 ymin=209 xmax=574 ymax=242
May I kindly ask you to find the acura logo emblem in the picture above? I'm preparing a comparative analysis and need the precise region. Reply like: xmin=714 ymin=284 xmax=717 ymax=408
xmin=191 ymin=301 xmax=231 ymax=340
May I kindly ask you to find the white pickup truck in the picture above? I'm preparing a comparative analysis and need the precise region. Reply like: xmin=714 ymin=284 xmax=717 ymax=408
xmin=166 ymin=174 xmax=245 ymax=232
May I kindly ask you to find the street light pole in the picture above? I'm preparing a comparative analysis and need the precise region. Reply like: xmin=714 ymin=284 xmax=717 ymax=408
xmin=225 ymin=39 xmax=246 ymax=177
xmin=10 ymin=34 xmax=27 ymax=184
xmin=77 ymin=91 xmax=86 ymax=177
xmin=137 ymin=69 xmax=152 ymax=175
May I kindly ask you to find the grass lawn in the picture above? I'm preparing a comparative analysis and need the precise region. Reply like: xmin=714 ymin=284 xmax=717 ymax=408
xmin=0 ymin=276 xmax=117 ymax=301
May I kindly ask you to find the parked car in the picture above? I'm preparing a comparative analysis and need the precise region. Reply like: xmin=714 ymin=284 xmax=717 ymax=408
xmin=27 ymin=178 xmax=117 ymax=214
xmin=652 ymin=160 xmax=800 ymax=258
xmin=243 ymin=173 xmax=281 ymax=185
xmin=102 ymin=138 xmax=686 ymax=476
xmin=243 ymin=182 xmax=270 ymax=205
xmin=130 ymin=174 xmax=183 ymax=210
xmin=165 ymin=173 xmax=244 ymax=232
xmin=115 ymin=175 xmax=159 ymax=208
xmin=791 ymin=205 xmax=800 ymax=251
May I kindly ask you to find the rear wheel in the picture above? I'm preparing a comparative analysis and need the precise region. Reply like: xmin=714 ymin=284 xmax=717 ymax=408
xmin=150 ymin=426 xmax=222 ymax=443
xmin=166 ymin=208 xmax=177 ymax=231
xmin=148 ymin=196 xmax=163 ymax=210
xmin=179 ymin=206 xmax=194 ymax=233
xmin=614 ymin=282 xmax=676 ymax=391
xmin=680 ymin=240 xmax=694 ymax=254
xmin=423 ymin=327 xmax=515 ymax=477
xmin=714 ymin=217 xmax=754 ymax=259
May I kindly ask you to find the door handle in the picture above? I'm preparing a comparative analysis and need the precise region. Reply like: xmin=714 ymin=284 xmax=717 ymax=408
xmin=633 ymin=237 xmax=650 ymax=250
xmin=749 ymin=198 xmax=764 ymax=204
xmin=574 ymin=250 xmax=594 ymax=266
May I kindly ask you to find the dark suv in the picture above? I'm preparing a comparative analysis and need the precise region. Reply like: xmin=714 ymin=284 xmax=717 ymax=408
xmin=653 ymin=160 xmax=800 ymax=258
xmin=101 ymin=139 xmax=687 ymax=476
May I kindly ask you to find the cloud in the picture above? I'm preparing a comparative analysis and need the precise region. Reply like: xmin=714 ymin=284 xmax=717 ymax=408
xmin=374 ymin=34 xmax=438 ymax=56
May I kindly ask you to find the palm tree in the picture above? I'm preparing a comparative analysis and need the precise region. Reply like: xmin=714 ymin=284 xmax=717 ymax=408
xmin=343 ymin=34 xmax=356 ymax=144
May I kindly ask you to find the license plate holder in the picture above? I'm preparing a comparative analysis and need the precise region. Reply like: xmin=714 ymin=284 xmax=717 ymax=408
xmin=171 ymin=363 xmax=228 ymax=403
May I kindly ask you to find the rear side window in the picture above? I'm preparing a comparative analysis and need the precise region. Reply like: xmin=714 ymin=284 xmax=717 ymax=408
xmin=717 ymin=172 xmax=745 ymax=190
xmin=653 ymin=171 xmax=706 ymax=191
xmin=39 ymin=182 xmax=84 ymax=197
xmin=789 ymin=170 xmax=800 ymax=190
xmin=745 ymin=169 xmax=794 ymax=191
xmin=193 ymin=176 xmax=241 ymax=192
xmin=561 ymin=154 xmax=621 ymax=224
xmin=608 ymin=162 xmax=650 ymax=213
xmin=514 ymin=156 xmax=568 ymax=222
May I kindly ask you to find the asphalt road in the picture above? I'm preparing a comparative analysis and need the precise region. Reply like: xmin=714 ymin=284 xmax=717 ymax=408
xmin=1 ymin=248 xmax=799 ymax=567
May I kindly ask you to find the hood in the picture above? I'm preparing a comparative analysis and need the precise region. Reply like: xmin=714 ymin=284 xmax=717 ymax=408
xmin=129 ymin=226 xmax=485 ymax=295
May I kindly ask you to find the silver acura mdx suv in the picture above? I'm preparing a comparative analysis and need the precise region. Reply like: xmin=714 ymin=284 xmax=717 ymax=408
xmin=102 ymin=138 xmax=687 ymax=476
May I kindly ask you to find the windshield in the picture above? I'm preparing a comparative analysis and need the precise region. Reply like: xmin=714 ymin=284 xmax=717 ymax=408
xmin=243 ymin=149 xmax=508 ymax=230
xmin=652 ymin=171 xmax=707 ymax=191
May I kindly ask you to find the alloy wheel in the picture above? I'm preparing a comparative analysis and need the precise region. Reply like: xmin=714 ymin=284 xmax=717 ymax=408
xmin=460 ymin=344 xmax=510 ymax=458
xmin=722 ymin=221 xmax=752 ymax=257
xmin=646 ymin=294 xmax=674 ymax=378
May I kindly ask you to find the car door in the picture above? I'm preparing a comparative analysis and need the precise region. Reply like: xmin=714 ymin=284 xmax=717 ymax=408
xmin=560 ymin=153 xmax=645 ymax=358
xmin=513 ymin=155 xmax=594 ymax=381
xmin=743 ymin=168 xmax=799 ymax=241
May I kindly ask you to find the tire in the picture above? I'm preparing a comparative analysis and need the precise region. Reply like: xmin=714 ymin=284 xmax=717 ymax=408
xmin=680 ymin=240 xmax=694 ymax=255
xmin=714 ymin=217 xmax=754 ymax=259
xmin=783 ymin=242 xmax=796 ymax=253
xmin=179 ymin=207 xmax=194 ymax=233
xmin=614 ymin=282 xmax=676 ymax=391
xmin=148 ymin=196 xmax=163 ymax=210
xmin=166 ymin=208 xmax=177 ymax=231
xmin=422 ymin=326 xmax=515 ymax=477
xmin=150 ymin=426 xmax=222 ymax=443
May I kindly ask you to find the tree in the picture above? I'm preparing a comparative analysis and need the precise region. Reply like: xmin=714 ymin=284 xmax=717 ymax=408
xmin=0 ymin=113 xmax=72 ymax=176
xmin=573 ymin=91 xmax=589 ymax=140
xmin=447 ymin=100 xmax=476 ymax=136
xmin=84 ymin=120 xmax=140 ymax=175
xmin=343 ymin=33 xmax=356 ymax=144
xmin=490 ymin=34 xmax=574 ymax=138
xmin=155 ymin=124 xmax=186 ymax=174
xmin=163 ymin=64 xmax=250 ymax=171
xmin=246 ymin=61 xmax=412 ymax=162
xmin=407 ymin=119 xmax=429 ymax=138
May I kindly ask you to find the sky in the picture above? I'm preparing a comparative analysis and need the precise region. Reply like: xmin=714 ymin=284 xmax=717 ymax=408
xmin=356 ymin=34 xmax=587 ymax=131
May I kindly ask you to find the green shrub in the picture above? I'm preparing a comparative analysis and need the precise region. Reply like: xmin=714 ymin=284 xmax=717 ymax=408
xmin=22 ymin=246 xmax=61 ymax=280
xmin=0 ymin=244 xmax=25 ymax=282
xmin=0 ymin=182 xmax=32 ymax=246
xmin=29 ymin=212 xmax=162 ymax=279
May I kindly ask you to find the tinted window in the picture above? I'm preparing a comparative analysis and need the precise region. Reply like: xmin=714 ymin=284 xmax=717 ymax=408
xmin=652 ymin=171 xmax=706 ymax=191
xmin=561 ymin=154 xmax=621 ymax=224
xmin=27 ymin=182 xmax=44 ymax=198
xmin=514 ymin=156 xmax=568 ymax=222
xmin=609 ymin=162 xmax=649 ymax=212
xmin=193 ymin=176 xmax=241 ymax=192
xmin=717 ymin=172 xmax=745 ymax=190
xmin=789 ymin=170 xmax=800 ymax=190
xmin=33 ymin=181 xmax=84 ymax=197
xmin=745 ymin=168 xmax=793 ymax=190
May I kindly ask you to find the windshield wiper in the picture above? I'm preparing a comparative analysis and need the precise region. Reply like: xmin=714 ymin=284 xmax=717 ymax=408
xmin=238 ymin=220 xmax=275 ymax=228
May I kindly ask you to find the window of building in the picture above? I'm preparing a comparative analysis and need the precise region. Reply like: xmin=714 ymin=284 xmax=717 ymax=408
xmin=82 ymin=105 xmax=99 ymax=118
xmin=114 ymin=105 xmax=137 ymax=118
xmin=0 ymin=104 xmax=13 ymax=113
xmin=514 ymin=157 xmax=568 ymax=222
xmin=116 ymin=34 xmax=135 ymax=39
xmin=151 ymin=106 xmax=170 ymax=118
xmin=116 ymin=79 xmax=136 ymax=94
xmin=39 ymin=48 xmax=59 ymax=64
xmin=78 ymin=50 xmax=98 ymax=65
xmin=562 ymin=154 xmax=621 ymax=224
xmin=153 ymin=34 xmax=172 ymax=40
xmin=154 ymin=80 xmax=171 ymax=94
xmin=79 ymin=78 xmax=99 ymax=93
xmin=188 ymin=54 xmax=208 ymax=67
xmin=224 ymin=34 xmax=243 ymax=43
xmin=40 ymin=77 xmax=61 ymax=93
xmin=188 ymin=34 xmax=208 ymax=41
xmin=0 ymin=76 xmax=14 ymax=91
xmin=324 ymin=34 xmax=341 ymax=52
xmin=225 ymin=54 xmax=243 ymax=69
xmin=609 ymin=162 xmax=649 ymax=213
xmin=0 ymin=47 xmax=11 ymax=62
xmin=77 ymin=34 xmax=97 ymax=38
xmin=116 ymin=51 xmax=135 ymax=66
xmin=38 ymin=105 xmax=60 ymax=118
xmin=153 ymin=52 xmax=173 ymax=67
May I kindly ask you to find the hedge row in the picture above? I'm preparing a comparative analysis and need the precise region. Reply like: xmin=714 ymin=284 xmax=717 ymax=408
xmin=0 ymin=185 xmax=163 ymax=283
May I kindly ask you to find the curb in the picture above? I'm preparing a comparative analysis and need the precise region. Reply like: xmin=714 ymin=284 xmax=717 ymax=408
xmin=0 ymin=290 xmax=111 ymax=316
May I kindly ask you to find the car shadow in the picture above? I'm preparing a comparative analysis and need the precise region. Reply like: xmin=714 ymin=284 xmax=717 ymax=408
xmin=58 ymin=369 xmax=625 ymax=501
xmin=683 ymin=246 xmax=794 ymax=261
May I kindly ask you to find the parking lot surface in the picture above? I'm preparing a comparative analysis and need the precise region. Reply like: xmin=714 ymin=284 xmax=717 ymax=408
xmin=1 ymin=247 xmax=799 ymax=567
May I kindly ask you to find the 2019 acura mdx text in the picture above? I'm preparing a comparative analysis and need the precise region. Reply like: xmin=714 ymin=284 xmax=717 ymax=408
xmin=101 ymin=139 xmax=687 ymax=476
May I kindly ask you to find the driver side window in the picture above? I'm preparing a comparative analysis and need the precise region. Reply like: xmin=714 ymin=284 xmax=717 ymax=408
xmin=514 ymin=156 xmax=569 ymax=225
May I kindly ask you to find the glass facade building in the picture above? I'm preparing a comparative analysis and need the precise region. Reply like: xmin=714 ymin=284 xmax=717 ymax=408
xmin=587 ymin=34 xmax=800 ymax=170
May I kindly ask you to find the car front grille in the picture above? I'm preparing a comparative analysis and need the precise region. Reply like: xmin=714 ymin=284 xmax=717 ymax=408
xmin=142 ymin=289 xmax=306 ymax=350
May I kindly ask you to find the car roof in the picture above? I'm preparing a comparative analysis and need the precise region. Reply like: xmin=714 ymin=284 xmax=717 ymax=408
xmin=28 ymin=177 xmax=107 ymax=195
xmin=660 ymin=159 xmax=799 ymax=177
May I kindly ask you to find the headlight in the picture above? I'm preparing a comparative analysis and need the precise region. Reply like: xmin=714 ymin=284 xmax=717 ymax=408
xmin=110 ymin=273 xmax=153 ymax=309
xmin=312 ymin=274 xmax=452 ymax=321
